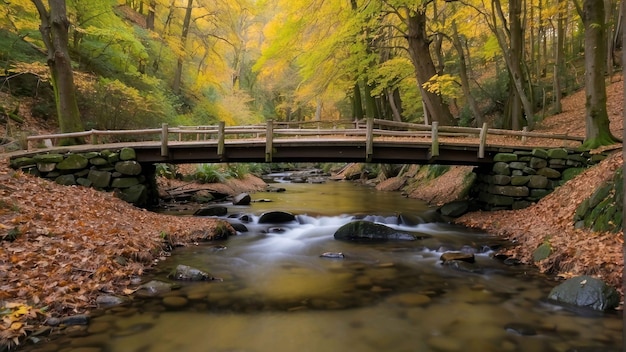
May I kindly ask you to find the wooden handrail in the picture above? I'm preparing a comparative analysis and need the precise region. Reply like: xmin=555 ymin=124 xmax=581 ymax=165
xmin=23 ymin=120 xmax=585 ymax=163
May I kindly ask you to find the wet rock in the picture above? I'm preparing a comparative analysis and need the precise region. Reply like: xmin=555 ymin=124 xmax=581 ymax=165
xmin=136 ymin=280 xmax=174 ymax=297
xmin=45 ymin=317 xmax=61 ymax=326
xmin=258 ymin=211 xmax=296 ymax=224
xmin=95 ymin=294 xmax=127 ymax=307
xmin=194 ymin=206 xmax=228 ymax=217
xmin=233 ymin=193 xmax=251 ymax=205
xmin=266 ymin=186 xmax=286 ymax=192
xmin=61 ymin=314 xmax=90 ymax=326
xmin=320 ymin=252 xmax=345 ymax=259
xmin=442 ymin=260 xmax=482 ymax=274
xmin=548 ymin=275 xmax=620 ymax=311
xmin=504 ymin=322 xmax=537 ymax=336
xmin=397 ymin=213 xmax=424 ymax=226
xmin=333 ymin=220 xmax=427 ymax=242
xmin=440 ymin=252 xmax=475 ymax=263
xmin=228 ymin=221 xmax=248 ymax=232
xmin=439 ymin=201 xmax=470 ymax=217
xmin=168 ymin=264 xmax=218 ymax=281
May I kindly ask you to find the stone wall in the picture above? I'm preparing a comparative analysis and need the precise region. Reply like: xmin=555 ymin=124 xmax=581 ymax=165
xmin=471 ymin=148 xmax=605 ymax=210
xmin=9 ymin=147 xmax=157 ymax=206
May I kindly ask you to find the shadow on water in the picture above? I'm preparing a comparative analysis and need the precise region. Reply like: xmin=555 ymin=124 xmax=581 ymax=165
xmin=21 ymin=181 xmax=623 ymax=352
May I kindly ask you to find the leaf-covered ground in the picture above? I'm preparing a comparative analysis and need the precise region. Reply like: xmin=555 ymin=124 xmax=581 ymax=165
xmin=0 ymin=164 xmax=239 ymax=347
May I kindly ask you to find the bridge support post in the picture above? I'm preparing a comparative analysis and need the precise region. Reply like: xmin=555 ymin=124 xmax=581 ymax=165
xmin=478 ymin=122 xmax=488 ymax=158
xmin=366 ymin=118 xmax=373 ymax=162
xmin=265 ymin=119 xmax=273 ymax=162
xmin=160 ymin=123 xmax=169 ymax=157
xmin=430 ymin=121 xmax=439 ymax=159
xmin=217 ymin=121 xmax=225 ymax=160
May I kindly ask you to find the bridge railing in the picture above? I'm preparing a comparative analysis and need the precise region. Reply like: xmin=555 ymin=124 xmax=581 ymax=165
xmin=23 ymin=119 xmax=585 ymax=162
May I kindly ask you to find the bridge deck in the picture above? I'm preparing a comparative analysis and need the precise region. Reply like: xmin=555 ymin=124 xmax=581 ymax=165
xmin=4 ymin=120 xmax=584 ymax=165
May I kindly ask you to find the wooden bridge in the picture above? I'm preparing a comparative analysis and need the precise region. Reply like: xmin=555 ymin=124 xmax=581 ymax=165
xmin=8 ymin=119 xmax=585 ymax=165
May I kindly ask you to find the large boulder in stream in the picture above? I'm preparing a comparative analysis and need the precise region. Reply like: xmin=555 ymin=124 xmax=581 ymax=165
xmin=233 ymin=193 xmax=251 ymax=205
xmin=258 ymin=211 xmax=296 ymax=224
xmin=333 ymin=220 xmax=429 ymax=242
xmin=547 ymin=275 xmax=619 ymax=311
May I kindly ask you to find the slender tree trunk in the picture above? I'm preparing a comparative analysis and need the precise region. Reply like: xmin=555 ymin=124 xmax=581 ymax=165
xmin=582 ymin=0 xmax=619 ymax=148
xmin=493 ymin=0 xmax=535 ymax=130
xmin=388 ymin=89 xmax=402 ymax=122
xmin=314 ymin=99 xmax=322 ymax=121
xmin=553 ymin=0 xmax=565 ymax=113
xmin=31 ymin=0 xmax=84 ymax=138
xmin=146 ymin=0 xmax=156 ymax=30
xmin=451 ymin=21 xmax=482 ymax=126
xmin=352 ymin=83 xmax=364 ymax=120
xmin=363 ymin=80 xmax=378 ymax=119
xmin=173 ymin=0 xmax=193 ymax=93
xmin=406 ymin=9 xmax=455 ymax=126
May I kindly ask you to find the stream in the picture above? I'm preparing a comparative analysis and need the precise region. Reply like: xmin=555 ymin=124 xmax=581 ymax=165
xmin=23 ymin=179 xmax=622 ymax=352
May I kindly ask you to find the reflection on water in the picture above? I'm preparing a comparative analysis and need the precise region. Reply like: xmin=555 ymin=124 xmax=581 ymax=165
xmin=22 ymin=182 xmax=623 ymax=352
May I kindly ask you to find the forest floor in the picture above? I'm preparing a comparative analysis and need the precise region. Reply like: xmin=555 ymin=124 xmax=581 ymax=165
xmin=0 ymin=79 xmax=624 ymax=348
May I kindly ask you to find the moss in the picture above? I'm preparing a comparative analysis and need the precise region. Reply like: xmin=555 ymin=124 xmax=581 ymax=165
xmin=426 ymin=165 xmax=450 ymax=179
xmin=533 ymin=242 xmax=552 ymax=262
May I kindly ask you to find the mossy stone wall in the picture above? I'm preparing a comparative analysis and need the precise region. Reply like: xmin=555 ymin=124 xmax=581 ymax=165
xmin=9 ymin=147 xmax=157 ymax=207
xmin=471 ymin=148 xmax=605 ymax=211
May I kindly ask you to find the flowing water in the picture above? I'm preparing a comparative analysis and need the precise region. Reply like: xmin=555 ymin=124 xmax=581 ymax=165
xmin=24 ymin=180 xmax=622 ymax=352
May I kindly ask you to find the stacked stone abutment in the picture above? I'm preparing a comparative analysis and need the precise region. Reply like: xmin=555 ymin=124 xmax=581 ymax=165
xmin=9 ymin=147 xmax=157 ymax=206
xmin=471 ymin=148 xmax=605 ymax=210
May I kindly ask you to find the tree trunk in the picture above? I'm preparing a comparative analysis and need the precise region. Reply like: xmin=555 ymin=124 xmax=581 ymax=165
xmin=352 ymin=83 xmax=364 ymax=120
xmin=363 ymin=79 xmax=377 ymax=119
xmin=388 ymin=88 xmax=402 ymax=122
xmin=451 ymin=21 xmax=482 ymax=126
xmin=406 ymin=9 xmax=455 ymax=126
xmin=31 ymin=0 xmax=84 ymax=138
xmin=553 ymin=0 xmax=565 ymax=113
xmin=146 ymin=0 xmax=156 ymax=30
xmin=493 ymin=0 xmax=535 ymax=130
xmin=172 ymin=0 xmax=193 ymax=93
xmin=582 ymin=0 xmax=620 ymax=148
